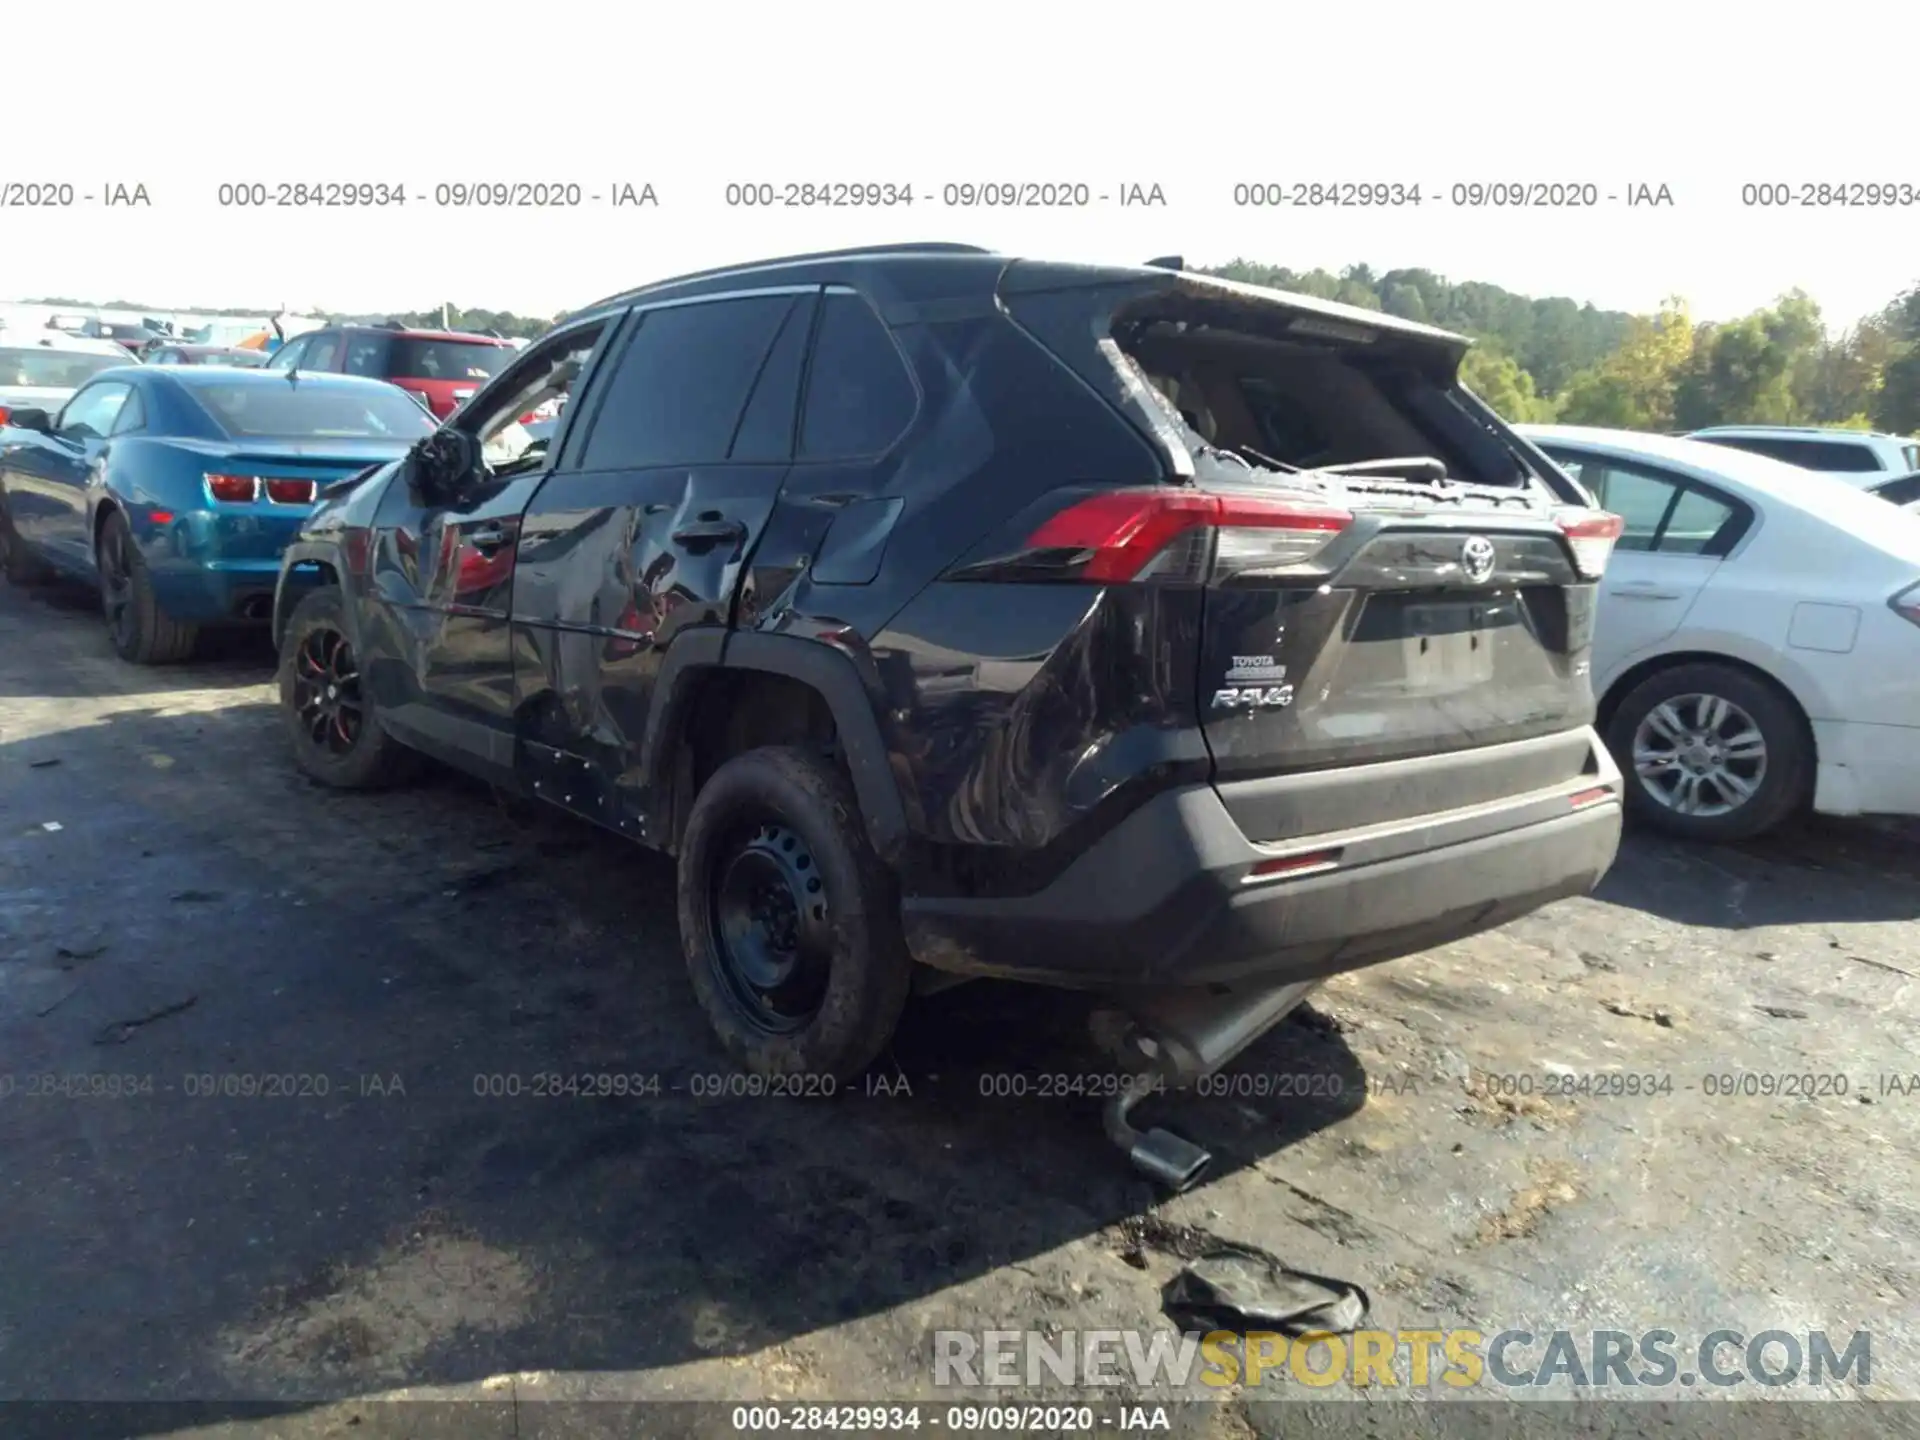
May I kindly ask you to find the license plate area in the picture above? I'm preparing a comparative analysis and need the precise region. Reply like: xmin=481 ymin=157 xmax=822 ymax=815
xmin=1403 ymin=599 xmax=1496 ymax=688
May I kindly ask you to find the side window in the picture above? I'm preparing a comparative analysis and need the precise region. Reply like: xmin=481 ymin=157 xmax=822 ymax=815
xmin=1545 ymin=450 xmax=1743 ymax=555
xmin=1576 ymin=462 xmax=1677 ymax=552
xmin=341 ymin=333 xmax=388 ymax=376
xmin=579 ymin=294 xmax=798 ymax=470
xmin=302 ymin=333 xmax=342 ymax=371
xmin=798 ymin=292 xmax=917 ymax=461
xmin=470 ymin=323 xmax=609 ymax=478
xmin=57 ymin=382 xmax=132 ymax=440
xmin=728 ymin=294 xmax=815 ymax=463
xmin=1817 ymin=443 xmax=1883 ymax=473
xmin=110 ymin=388 xmax=147 ymax=436
xmin=267 ymin=336 xmax=307 ymax=371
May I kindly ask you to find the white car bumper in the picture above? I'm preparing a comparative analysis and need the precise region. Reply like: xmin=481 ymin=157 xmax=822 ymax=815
xmin=1812 ymin=719 xmax=1920 ymax=817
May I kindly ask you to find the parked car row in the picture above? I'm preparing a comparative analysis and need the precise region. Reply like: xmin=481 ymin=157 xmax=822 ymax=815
xmin=2 ymin=247 xmax=1915 ymax=1184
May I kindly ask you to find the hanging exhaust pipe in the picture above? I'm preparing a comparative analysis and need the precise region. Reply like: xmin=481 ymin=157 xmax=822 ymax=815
xmin=1093 ymin=978 xmax=1323 ymax=1190
xmin=1104 ymin=1085 xmax=1211 ymax=1192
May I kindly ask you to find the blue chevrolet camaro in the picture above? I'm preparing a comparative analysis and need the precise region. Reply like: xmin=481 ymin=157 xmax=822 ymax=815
xmin=0 ymin=365 xmax=434 ymax=663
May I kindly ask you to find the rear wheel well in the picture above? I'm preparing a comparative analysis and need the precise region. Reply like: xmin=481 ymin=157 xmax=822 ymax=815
xmin=1599 ymin=650 xmax=1817 ymax=761
xmin=669 ymin=668 xmax=844 ymax=848
xmin=274 ymin=559 xmax=341 ymax=649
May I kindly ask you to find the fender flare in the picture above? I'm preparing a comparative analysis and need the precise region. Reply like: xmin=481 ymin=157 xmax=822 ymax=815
xmin=641 ymin=628 xmax=914 ymax=860
xmin=272 ymin=539 xmax=354 ymax=652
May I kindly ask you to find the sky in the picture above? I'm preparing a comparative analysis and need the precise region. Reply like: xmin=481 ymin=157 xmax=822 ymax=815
xmin=6 ymin=0 xmax=1918 ymax=330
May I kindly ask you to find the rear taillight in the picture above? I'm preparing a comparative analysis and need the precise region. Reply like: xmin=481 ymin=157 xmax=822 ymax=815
xmin=1020 ymin=487 xmax=1353 ymax=584
xmin=265 ymin=478 xmax=316 ymax=505
xmin=1891 ymin=582 xmax=1920 ymax=629
xmin=1555 ymin=508 xmax=1625 ymax=580
xmin=205 ymin=473 xmax=258 ymax=503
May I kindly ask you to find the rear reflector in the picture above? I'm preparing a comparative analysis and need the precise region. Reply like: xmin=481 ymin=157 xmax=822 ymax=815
xmin=265 ymin=478 xmax=317 ymax=505
xmin=205 ymin=472 xmax=258 ymax=503
xmin=1024 ymin=487 xmax=1352 ymax=584
xmin=1891 ymin=581 xmax=1920 ymax=629
xmin=1247 ymin=847 xmax=1343 ymax=879
xmin=1568 ymin=786 xmax=1615 ymax=810
xmin=1555 ymin=508 xmax=1625 ymax=579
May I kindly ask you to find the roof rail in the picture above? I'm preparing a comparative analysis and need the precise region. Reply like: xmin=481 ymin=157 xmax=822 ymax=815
xmin=572 ymin=242 xmax=997 ymax=315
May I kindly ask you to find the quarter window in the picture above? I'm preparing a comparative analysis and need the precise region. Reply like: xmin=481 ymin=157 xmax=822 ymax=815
xmin=798 ymin=292 xmax=917 ymax=461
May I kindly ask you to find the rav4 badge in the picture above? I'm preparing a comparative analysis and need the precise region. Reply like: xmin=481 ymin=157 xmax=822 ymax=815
xmin=1212 ymin=685 xmax=1295 ymax=710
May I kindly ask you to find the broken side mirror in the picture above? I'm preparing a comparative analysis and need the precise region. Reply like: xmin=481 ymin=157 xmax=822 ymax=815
xmin=0 ymin=406 xmax=52 ymax=433
xmin=409 ymin=428 xmax=479 ymax=506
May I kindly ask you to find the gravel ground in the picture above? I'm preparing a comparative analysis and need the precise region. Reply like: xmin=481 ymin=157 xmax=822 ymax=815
xmin=2 ymin=577 xmax=1917 ymax=1438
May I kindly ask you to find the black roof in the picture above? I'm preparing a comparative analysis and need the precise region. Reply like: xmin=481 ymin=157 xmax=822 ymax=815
xmin=561 ymin=242 xmax=1470 ymax=349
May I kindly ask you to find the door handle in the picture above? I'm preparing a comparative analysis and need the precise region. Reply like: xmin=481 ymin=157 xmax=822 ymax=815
xmin=672 ymin=518 xmax=747 ymax=547
xmin=467 ymin=524 xmax=509 ymax=551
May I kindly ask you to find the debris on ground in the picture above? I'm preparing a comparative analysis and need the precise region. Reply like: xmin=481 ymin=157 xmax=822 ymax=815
xmin=1602 ymin=998 xmax=1677 ymax=1027
xmin=1162 ymin=1241 xmax=1369 ymax=1336
xmin=169 ymin=889 xmax=224 ymax=904
xmin=28 ymin=758 xmax=60 ymax=769
xmin=1754 ymin=1004 xmax=1810 ymax=1020
xmin=1476 ymin=1161 xmax=1580 ymax=1244
xmin=92 ymin=995 xmax=197 ymax=1046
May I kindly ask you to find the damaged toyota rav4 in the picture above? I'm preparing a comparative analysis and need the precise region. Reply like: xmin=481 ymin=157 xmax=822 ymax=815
xmin=271 ymin=244 xmax=1625 ymax=1187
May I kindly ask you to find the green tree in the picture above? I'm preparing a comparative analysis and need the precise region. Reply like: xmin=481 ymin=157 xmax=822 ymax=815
xmin=1673 ymin=291 xmax=1824 ymax=428
xmin=1460 ymin=346 xmax=1556 ymax=422
xmin=1557 ymin=298 xmax=1695 ymax=429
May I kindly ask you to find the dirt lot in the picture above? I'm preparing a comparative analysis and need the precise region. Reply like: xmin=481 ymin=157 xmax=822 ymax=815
xmin=3 ymin=577 xmax=1918 ymax=1437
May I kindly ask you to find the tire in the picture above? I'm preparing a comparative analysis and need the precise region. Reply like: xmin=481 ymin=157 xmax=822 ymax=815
xmin=1 ymin=498 xmax=54 ymax=585
xmin=677 ymin=745 xmax=912 ymax=1081
xmin=1605 ymin=661 xmax=1810 ymax=842
xmin=278 ymin=585 xmax=417 ymax=789
xmin=97 ymin=507 xmax=198 ymax=663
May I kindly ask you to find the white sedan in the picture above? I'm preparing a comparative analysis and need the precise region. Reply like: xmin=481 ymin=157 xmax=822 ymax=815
xmin=1517 ymin=424 xmax=1920 ymax=841
xmin=0 ymin=331 xmax=133 ymax=413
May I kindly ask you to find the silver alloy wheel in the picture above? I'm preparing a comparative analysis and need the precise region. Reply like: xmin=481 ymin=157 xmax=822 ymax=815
xmin=1630 ymin=692 xmax=1768 ymax=818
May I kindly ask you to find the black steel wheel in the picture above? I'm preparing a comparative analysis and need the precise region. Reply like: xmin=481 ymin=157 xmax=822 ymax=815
xmin=708 ymin=819 xmax=835 ymax=1034
xmin=677 ymin=745 xmax=912 ymax=1080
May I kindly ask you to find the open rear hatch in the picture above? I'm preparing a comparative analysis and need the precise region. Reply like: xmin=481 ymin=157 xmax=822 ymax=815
xmin=1000 ymin=265 xmax=1622 ymax=840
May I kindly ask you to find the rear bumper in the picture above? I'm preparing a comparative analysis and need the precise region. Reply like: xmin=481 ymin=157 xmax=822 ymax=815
xmin=1812 ymin=719 xmax=1920 ymax=817
xmin=149 ymin=558 xmax=280 ymax=623
xmin=902 ymin=728 xmax=1623 ymax=988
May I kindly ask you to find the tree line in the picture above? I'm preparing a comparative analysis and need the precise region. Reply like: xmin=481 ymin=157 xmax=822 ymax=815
xmin=34 ymin=268 xmax=1920 ymax=433
xmin=1207 ymin=261 xmax=1920 ymax=434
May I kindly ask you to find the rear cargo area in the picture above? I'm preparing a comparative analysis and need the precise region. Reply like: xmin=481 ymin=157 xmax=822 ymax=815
xmin=1003 ymin=267 xmax=1609 ymax=836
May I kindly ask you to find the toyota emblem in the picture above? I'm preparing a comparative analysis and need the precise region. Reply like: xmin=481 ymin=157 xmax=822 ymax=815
xmin=1461 ymin=535 xmax=1496 ymax=583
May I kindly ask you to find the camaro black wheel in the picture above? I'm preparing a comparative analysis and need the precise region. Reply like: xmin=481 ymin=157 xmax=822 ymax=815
xmin=677 ymin=745 xmax=912 ymax=1080
xmin=96 ymin=508 xmax=197 ymax=664
xmin=1605 ymin=661 xmax=1810 ymax=843
xmin=278 ymin=586 xmax=417 ymax=789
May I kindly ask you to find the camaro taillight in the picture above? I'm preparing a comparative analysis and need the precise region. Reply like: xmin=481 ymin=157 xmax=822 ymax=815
xmin=1020 ymin=487 xmax=1354 ymax=584
xmin=205 ymin=472 xmax=258 ymax=502
xmin=265 ymin=478 xmax=316 ymax=504
xmin=1555 ymin=508 xmax=1625 ymax=580
xmin=1891 ymin=581 xmax=1920 ymax=629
